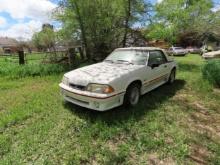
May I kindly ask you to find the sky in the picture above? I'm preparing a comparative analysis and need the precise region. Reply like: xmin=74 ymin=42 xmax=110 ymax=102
xmin=0 ymin=0 xmax=219 ymax=41
xmin=0 ymin=0 xmax=58 ymax=40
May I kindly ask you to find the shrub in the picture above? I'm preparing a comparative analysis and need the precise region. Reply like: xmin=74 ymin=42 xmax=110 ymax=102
xmin=0 ymin=63 xmax=68 ymax=78
xmin=202 ymin=59 xmax=220 ymax=88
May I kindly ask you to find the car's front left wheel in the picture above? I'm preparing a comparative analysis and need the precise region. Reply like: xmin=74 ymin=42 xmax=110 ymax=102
xmin=124 ymin=83 xmax=141 ymax=106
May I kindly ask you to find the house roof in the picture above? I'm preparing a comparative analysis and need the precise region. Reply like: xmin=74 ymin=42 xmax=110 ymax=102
xmin=0 ymin=37 xmax=19 ymax=47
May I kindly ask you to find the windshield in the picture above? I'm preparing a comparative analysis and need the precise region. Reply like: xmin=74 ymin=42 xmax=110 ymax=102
xmin=105 ymin=50 xmax=147 ymax=65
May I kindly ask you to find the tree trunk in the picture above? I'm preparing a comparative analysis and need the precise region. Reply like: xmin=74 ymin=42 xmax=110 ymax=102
xmin=74 ymin=0 xmax=90 ymax=60
xmin=68 ymin=48 xmax=76 ymax=68
xmin=122 ymin=0 xmax=131 ymax=47
xmin=78 ymin=47 xmax=84 ymax=60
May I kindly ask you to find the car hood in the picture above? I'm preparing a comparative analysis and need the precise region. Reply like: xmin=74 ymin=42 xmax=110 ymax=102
xmin=65 ymin=62 xmax=142 ymax=86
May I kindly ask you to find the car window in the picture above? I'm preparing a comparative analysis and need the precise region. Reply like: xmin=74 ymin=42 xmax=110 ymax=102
xmin=148 ymin=50 xmax=167 ymax=66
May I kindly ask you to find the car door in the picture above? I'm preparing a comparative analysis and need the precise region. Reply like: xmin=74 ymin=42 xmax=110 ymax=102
xmin=145 ymin=50 xmax=169 ymax=89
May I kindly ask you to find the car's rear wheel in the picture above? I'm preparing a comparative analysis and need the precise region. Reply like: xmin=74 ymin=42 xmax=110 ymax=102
xmin=168 ymin=69 xmax=176 ymax=84
xmin=124 ymin=84 xmax=141 ymax=106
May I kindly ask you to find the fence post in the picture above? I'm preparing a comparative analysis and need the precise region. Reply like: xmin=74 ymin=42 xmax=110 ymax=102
xmin=18 ymin=50 xmax=25 ymax=65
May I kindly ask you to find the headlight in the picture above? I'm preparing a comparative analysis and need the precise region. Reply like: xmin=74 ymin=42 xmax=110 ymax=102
xmin=62 ymin=76 xmax=69 ymax=86
xmin=86 ymin=84 xmax=114 ymax=94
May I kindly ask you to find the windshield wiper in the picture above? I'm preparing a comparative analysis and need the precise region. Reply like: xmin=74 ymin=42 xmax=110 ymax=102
xmin=116 ymin=60 xmax=134 ymax=65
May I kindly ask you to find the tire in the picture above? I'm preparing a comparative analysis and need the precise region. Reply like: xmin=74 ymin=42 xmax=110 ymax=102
xmin=124 ymin=83 xmax=141 ymax=106
xmin=168 ymin=69 xmax=176 ymax=84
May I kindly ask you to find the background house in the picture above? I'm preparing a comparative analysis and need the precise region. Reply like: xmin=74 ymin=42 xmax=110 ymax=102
xmin=0 ymin=37 xmax=19 ymax=54
xmin=147 ymin=39 xmax=170 ymax=49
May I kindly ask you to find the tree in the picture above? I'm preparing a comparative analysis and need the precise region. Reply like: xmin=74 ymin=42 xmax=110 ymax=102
xmin=55 ymin=0 xmax=149 ymax=60
xmin=122 ymin=0 xmax=150 ymax=47
xmin=146 ymin=0 xmax=218 ymax=45
xmin=32 ymin=25 xmax=58 ymax=62
xmin=32 ymin=26 xmax=56 ymax=52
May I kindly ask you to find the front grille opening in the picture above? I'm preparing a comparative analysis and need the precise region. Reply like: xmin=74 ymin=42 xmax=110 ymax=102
xmin=69 ymin=83 xmax=86 ymax=91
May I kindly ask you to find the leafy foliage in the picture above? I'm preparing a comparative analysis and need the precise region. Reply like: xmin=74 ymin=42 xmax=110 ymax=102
xmin=32 ymin=26 xmax=56 ymax=52
xmin=202 ymin=59 xmax=220 ymax=87
xmin=146 ymin=0 xmax=219 ymax=45
xmin=56 ymin=0 xmax=149 ymax=60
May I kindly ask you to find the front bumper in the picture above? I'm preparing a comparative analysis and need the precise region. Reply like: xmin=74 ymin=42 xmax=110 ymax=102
xmin=59 ymin=83 xmax=125 ymax=111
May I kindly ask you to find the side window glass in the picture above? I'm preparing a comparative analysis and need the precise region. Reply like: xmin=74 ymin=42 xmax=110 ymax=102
xmin=158 ymin=51 xmax=167 ymax=63
xmin=148 ymin=51 xmax=158 ymax=66
xmin=148 ymin=51 xmax=167 ymax=66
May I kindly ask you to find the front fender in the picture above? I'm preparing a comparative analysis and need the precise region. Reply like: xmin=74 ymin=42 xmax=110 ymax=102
xmin=110 ymin=71 xmax=145 ymax=93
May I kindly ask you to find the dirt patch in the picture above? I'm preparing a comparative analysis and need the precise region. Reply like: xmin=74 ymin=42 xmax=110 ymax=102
xmin=129 ymin=152 xmax=176 ymax=165
xmin=147 ymin=153 xmax=176 ymax=165
xmin=189 ymin=102 xmax=220 ymax=140
xmin=172 ymin=95 xmax=220 ymax=164
xmin=213 ymin=88 xmax=220 ymax=95
xmin=172 ymin=93 xmax=191 ymax=105
xmin=105 ymin=133 xmax=128 ymax=152
xmin=191 ymin=102 xmax=209 ymax=112
xmin=106 ymin=141 xmax=119 ymax=153
xmin=188 ymin=144 xmax=210 ymax=165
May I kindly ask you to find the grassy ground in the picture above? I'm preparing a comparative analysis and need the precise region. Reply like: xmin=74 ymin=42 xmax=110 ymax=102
xmin=0 ymin=54 xmax=219 ymax=164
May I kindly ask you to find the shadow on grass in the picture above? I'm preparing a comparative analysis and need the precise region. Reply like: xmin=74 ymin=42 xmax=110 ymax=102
xmin=64 ymin=79 xmax=186 ymax=125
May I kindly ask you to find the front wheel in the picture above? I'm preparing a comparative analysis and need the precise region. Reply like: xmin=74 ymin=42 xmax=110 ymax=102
xmin=168 ymin=69 xmax=176 ymax=84
xmin=124 ymin=84 xmax=140 ymax=106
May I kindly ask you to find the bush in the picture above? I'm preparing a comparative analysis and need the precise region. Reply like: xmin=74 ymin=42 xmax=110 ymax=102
xmin=202 ymin=59 xmax=220 ymax=88
xmin=0 ymin=63 xmax=68 ymax=78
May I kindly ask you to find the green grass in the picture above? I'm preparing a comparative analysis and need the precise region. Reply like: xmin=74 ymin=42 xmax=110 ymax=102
xmin=0 ymin=63 xmax=67 ymax=78
xmin=0 ymin=54 xmax=219 ymax=164
xmin=0 ymin=53 xmax=72 ymax=78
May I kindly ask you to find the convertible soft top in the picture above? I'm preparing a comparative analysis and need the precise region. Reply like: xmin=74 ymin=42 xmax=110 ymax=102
xmin=116 ymin=47 xmax=162 ymax=51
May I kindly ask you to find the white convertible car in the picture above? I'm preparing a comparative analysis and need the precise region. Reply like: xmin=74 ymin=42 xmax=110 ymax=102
xmin=59 ymin=47 xmax=177 ymax=111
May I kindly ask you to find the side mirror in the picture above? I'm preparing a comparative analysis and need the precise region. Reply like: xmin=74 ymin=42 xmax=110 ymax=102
xmin=151 ymin=63 xmax=160 ymax=69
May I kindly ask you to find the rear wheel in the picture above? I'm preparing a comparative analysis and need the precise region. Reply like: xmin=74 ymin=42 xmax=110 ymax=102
xmin=124 ymin=84 xmax=141 ymax=106
xmin=168 ymin=69 xmax=176 ymax=84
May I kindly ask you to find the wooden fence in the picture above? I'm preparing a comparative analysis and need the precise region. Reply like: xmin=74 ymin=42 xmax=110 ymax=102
xmin=0 ymin=51 xmax=69 ymax=64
